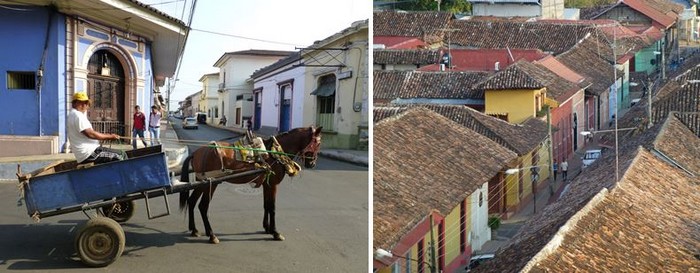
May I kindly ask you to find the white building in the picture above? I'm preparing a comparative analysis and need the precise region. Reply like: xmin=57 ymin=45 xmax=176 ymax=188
xmin=251 ymin=52 xmax=307 ymax=134
xmin=198 ymin=73 xmax=219 ymax=124
xmin=213 ymin=50 xmax=293 ymax=129
xmin=252 ymin=20 xmax=368 ymax=150
xmin=468 ymin=0 xmax=565 ymax=19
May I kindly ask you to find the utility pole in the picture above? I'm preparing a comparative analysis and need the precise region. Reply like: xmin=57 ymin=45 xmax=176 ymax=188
xmin=613 ymin=27 xmax=620 ymax=183
xmin=662 ymin=37 xmax=666 ymax=79
xmin=429 ymin=213 xmax=438 ymax=273
xmin=647 ymin=79 xmax=653 ymax=128
xmin=547 ymin=107 xmax=554 ymax=196
xmin=435 ymin=0 xmax=441 ymax=12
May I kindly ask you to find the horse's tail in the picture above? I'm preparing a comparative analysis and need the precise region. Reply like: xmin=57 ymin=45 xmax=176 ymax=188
xmin=179 ymin=155 xmax=193 ymax=212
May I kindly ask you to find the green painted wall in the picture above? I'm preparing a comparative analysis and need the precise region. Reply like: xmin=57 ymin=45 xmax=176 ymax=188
xmin=635 ymin=41 xmax=662 ymax=75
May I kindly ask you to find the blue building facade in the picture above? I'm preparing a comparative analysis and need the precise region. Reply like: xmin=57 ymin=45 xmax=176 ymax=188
xmin=0 ymin=4 xmax=169 ymax=156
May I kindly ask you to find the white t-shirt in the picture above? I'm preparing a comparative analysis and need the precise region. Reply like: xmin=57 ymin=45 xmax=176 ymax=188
xmin=67 ymin=108 xmax=99 ymax=162
xmin=149 ymin=112 xmax=161 ymax=128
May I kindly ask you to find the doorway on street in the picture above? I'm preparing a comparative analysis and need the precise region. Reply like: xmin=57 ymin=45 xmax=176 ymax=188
xmin=86 ymin=50 xmax=125 ymax=139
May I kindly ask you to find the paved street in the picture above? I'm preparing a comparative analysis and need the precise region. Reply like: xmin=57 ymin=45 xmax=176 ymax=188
xmin=0 ymin=120 xmax=368 ymax=272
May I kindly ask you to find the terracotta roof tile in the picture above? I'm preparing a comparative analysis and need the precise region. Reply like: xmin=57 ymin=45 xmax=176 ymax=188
xmin=535 ymin=55 xmax=587 ymax=84
xmin=474 ymin=114 xmax=700 ymax=272
xmin=373 ymin=11 xmax=452 ymax=39
xmin=373 ymin=70 xmax=490 ymax=101
xmin=556 ymin=36 xmax=616 ymax=95
xmin=478 ymin=61 xmax=546 ymax=90
xmin=507 ymin=60 xmax=582 ymax=102
xmin=374 ymin=105 xmax=549 ymax=155
xmin=373 ymin=49 xmax=440 ymax=65
xmin=449 ymin=19 xmax=594 ymax=55
xmin=374 ymin=36 xmax=428 ymax=49
xmin=374 ymin=108 xmax=518 ymax=250
xmin=527 ymin=150 xmax=700 ymax=272
xmin=653 ymin=113 xmax=700 ymax=175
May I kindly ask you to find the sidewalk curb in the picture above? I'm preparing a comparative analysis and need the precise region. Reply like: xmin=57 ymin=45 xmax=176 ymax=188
xmin=319 ymin=151 xmax=368 ymax=167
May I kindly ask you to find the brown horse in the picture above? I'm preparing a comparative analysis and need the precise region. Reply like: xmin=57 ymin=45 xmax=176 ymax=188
xmin=179 ymin=126 xmax=322 ymax=243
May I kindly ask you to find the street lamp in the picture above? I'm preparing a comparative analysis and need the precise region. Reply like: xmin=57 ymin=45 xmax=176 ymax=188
xmin=505 ymin=165 xmax=547 ymax=213
xmin=375 ymin=248 xmax=436 ymax=273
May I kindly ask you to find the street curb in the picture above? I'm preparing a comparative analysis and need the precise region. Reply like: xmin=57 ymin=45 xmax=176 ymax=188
xmin=319 ymin=151 xmax=368 ymax=167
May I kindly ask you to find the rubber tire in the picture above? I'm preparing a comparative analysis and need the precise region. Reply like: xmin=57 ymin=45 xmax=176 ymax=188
xmin=75 ymin=217 xmax=125 ymax=267
xmin=100 ymin=200 xmax=136 ymax=223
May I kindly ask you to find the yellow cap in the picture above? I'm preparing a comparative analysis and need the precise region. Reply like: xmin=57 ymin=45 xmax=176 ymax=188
xmin=72 ymin=92 xmax=89 ymax=102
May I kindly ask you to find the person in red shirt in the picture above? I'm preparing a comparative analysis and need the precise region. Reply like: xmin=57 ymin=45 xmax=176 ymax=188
xmin=132 ymin=105 xmax=148 ymax=149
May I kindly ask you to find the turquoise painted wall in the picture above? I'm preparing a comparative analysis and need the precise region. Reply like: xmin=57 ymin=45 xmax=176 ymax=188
xmin=634 ymin=41 xmax=663 ymax=75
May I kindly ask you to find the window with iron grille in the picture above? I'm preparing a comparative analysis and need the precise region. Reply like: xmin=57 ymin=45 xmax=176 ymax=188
xmin=315 ymin=74 xmax=336 ymax=131
xmin=7 ymin=71 xmax=36 ymax=90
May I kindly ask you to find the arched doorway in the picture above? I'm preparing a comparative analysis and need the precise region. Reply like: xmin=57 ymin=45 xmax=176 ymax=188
xmin=86 ymin=50 xmax=126 ymax=138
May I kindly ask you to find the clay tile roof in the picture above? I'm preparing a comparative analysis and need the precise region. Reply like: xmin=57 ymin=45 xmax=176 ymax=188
xmin=556 ymin=36 xmax=616 ymax=95
xmin=374 ymin=108 xmax=517 ymax=250
xmin=373 ymin=70 xmax=490 ymax=101
xmin=374 ymin=105 xmax=549 ymax=155
xmin=373 ymin=11 xmax=453 ymax=38
xmin=524 ymin=150 xmax=700 ymax=272
xmin=653 ymin=113 xmax=700 ymax=175
xmin=478 ymin=61 xmax=545 ymax=90
xmin=449 ymin=20 xmax=594 ymax=55
xmin=643 ymin=0 xmax=685 ymax=15
xmin=647 ymin=67 xmax=700 ymax=128
xmin=508 ymin=60 xmax=581 ymax=102
xmin=473 ymin=116 xmax=700 ymax=272
xmin=536 ymin=55 xmax=586 ymax=84
xmin=373 ymin=49 xmax=440 ymax=65
xmin=374 ymin=36 xmax=428 ymax=49
xmin=621 ymin=0 xmax=677 ymax=28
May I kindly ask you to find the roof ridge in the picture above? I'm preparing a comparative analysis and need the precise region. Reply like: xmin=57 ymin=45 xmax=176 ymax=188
xmin=521 ymin=187 xmax=610 ymax=272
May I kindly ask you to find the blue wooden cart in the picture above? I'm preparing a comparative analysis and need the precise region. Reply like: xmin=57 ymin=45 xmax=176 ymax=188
xmin=16 ymin=145 xmax=264 ymax=267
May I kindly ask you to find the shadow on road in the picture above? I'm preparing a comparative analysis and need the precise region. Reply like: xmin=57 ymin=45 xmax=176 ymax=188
xmin=0 ymin=223 xmax=84 ymax=270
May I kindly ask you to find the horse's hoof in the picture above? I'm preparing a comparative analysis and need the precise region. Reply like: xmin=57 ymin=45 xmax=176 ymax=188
xmin=209 ymin=236 xmax=220 ymax=244
xmin=273 ymin=233 xmax=285 ymax=241
xmin=190 ymin=230 xmax=201 ymax=237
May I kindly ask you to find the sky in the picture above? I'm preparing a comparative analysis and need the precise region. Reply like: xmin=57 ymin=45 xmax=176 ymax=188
xmin=140 ymin=0 xmax=370 ymax=110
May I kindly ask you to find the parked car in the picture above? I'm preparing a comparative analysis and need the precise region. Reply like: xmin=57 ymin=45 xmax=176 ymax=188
xmin=466 ymin=253 xmax=495 ymax=272
xmin=183 ymin=117 xmax=198 ymax=129
xmin=581 ymin=149 xmax=602 ymax=169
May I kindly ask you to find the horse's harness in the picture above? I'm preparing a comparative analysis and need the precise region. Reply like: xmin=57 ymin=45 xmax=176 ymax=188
xmin=195 ymin=132 xmax=318 ymax=187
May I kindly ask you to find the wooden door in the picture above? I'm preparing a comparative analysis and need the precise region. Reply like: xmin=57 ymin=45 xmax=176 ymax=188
xmin=86 ymin=50 xmax=126 ymax=136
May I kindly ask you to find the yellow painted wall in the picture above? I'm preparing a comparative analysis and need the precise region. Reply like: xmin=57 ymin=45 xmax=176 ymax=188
xmin=485 ymin=88 xmax=544 ymax=124
xmin=444 ymin=205 xmax=461 ymax=266
xmin=376 ymin=197 xmax=479 ymax=273
xmin=376 ymin=266 xmax=392 ymax=273
xmin=504 ymin=142 xmax=552 ymax=208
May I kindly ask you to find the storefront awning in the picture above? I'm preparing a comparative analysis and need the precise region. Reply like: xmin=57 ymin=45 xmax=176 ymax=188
xmin=311 ymin=83 xmax=335 ymax=97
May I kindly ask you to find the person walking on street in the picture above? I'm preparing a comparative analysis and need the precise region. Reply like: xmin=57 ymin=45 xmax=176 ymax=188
xmin=132 ymin=105 xmax=148 ymax=149
xmin=149 ymin=105 xmax=162 ymax=146
xmin=553 ymin=160 xmax=558 ymax=181
xmin=561 ymin=160 xmax=569 ymax=181
xmin=67 ymin=92 xmax=124 ymax=164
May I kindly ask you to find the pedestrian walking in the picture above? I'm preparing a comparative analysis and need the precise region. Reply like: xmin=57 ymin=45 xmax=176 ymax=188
xmin=149 ymin=105 xmax=162 ymax=146
xmin=552 ymin=160 xmax=558 ymax=181
xmin=132 ymin=105 xmax=148 ymax=149
xmin=560 ymin=160 xmax=569 ymax=181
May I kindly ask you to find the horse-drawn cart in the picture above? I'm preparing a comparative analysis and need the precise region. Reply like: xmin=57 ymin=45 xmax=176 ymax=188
xmin=16 ymin=145 xmax=266 ymax=267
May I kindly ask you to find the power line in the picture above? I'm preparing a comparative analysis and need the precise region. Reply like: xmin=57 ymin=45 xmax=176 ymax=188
xmin=190 ymin=28 xmax=305 ymax=47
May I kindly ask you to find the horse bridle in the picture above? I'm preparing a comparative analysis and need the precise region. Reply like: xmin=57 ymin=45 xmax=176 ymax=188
xmin=298 ymin=135 xmax=321 ymax=162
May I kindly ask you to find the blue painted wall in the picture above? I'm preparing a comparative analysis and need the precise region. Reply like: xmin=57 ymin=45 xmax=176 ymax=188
xmin=0 ymin=6 xmax=64 ymax=137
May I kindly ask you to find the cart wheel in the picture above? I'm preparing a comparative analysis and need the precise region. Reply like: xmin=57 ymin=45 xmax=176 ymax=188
xmin=100 ymin=200 xmax=136 ymax=223
xmin=75 ymin=217 xmax=125 ymax=267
